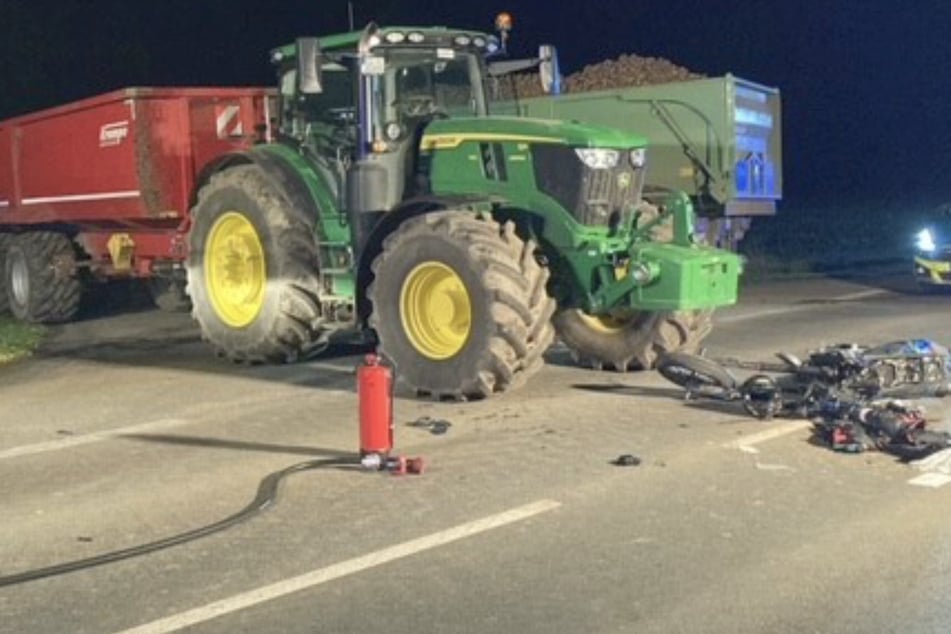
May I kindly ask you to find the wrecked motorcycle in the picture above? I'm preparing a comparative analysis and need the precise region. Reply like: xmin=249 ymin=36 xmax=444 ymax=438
xmin=656 ymin=339 xmax=951 ymax=455
xmin=658 ymin=339 xmax=951 ymax=418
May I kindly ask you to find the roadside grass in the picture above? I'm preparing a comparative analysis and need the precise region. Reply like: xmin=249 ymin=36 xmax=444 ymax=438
xmin=0 ymin=316 xmax=44 ymax=364
xmin=738 ymin=200 xmax=932 ymax=281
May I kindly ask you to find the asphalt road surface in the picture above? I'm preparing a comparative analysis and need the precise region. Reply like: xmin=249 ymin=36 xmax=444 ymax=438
xmin=3 ymin=272 xmax=951 ymax=634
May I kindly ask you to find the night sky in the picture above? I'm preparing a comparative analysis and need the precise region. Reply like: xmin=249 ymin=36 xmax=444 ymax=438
xmin=4 ymin=0 xmax=951 ymax=210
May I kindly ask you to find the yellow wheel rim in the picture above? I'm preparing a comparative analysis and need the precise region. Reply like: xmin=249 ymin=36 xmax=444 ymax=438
xmin=578 ymin=311 xmax=629 ymax=335
xmin=400 ymin=261 xmax=472 ymax=360
xmin=205 ymin=211 xmax=266 ymax=328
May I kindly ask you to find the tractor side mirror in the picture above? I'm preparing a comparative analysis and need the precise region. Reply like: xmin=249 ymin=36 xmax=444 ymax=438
xmin=297 ymin=37 xmax=324 ymax=95
xmin=538 ymin=44 xmax=561 ymax=95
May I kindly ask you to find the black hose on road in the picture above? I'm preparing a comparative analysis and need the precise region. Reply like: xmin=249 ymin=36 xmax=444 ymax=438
xmin=0 ymin=456 xmax=357 ymax=588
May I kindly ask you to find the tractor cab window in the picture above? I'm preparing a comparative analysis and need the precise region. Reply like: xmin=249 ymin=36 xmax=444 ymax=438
xmin=380 ymin=49 xmax=486 ymax=132
xmin=279 ymin=61 xmax=357 ymax=153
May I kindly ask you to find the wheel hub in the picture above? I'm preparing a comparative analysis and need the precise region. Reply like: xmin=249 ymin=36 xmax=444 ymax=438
xmin=205 ymin=211 xmax=266 ymax=328
xmin=577 ymin=311 xmax=630 ymax=335
xmin=399 ymin=261 xmax=472 ymax=360
xmin=9 ymin=248 xmax=29 ymax=308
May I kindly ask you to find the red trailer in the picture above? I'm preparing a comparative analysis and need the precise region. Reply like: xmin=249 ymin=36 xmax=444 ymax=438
xmin=0 ymin=87 xmax=273 ymax=320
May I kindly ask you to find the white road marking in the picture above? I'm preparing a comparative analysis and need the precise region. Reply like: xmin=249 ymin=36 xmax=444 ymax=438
xmin=0 ymin=418 xmax=191 ymax=460
xmin=909 ymin=447 xmax=951 ymax=487
xmin=908 ymin=473 xmax=951 ymax=488
xmin=754 ymin=461 xmax=796 ymax=472
xmin=718 ymin=288 xmax=888 ymax=324
xmin=718 ymin=306 xmax=797 ymax=324
xmin=723 ymin=421 xmax=812 ymax=451
xmin=833 ymin=289 xmax=889 ymax=301
xmin=910 ymin=447 xmax=951 ymax=475
xmin=112 ymin=499 xmax=562 ymax=634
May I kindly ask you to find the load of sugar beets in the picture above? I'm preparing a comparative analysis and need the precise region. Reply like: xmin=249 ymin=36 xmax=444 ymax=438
xmin=495 ymin=52 xmax=704 ymax=99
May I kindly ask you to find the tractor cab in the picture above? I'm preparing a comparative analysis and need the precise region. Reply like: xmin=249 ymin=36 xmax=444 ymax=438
xmin=271 ymin=24 xmax=555 ymax=212
xmin=272 ymin=28 xmax=492 ymax=204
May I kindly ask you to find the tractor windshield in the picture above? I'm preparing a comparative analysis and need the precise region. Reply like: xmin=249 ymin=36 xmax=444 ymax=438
xmin=379 ymin=48 xmax=486 ymax=127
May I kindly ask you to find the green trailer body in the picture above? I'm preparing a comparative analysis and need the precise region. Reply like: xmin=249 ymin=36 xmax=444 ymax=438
xmin=495 ymin=75 xmax=782 ymax=245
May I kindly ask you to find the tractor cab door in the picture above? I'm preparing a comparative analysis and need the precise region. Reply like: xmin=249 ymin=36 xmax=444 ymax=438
xmin=278 ymin=60 xmax=358 ymax=202
xmin=357 ymin=49 xmax=488 ymax=209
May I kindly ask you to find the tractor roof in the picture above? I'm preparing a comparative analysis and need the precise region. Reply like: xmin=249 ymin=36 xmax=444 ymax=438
xmin=270 ymin=25 xmax=499 ymax=61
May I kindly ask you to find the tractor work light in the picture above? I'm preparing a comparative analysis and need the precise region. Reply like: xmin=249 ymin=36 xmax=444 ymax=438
xmin=575 ymin=148 xmax=620 ymax=170
xmin=454 ymin=35 xmax=472 ymax=46
xmin=917 ymin=228 xmax=937 ymax=253
xmin=385 ymin=122 xmax=403 ymax=141
xmin=630 ymin=148 xmax=646 ymax=168
xmin=631 ymin=262 xmax=656 ymax=284
xmin=408 ymin=32 xmax=425 ymax=43
xmin=385 ymin=31 xmax=406 ymax=44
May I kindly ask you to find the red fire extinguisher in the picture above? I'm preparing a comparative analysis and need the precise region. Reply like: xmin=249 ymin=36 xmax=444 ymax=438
xmin=358 ymin=353 xmax=393 ymax=458
xmin=356 ymin=353 xmax=425 ymax=475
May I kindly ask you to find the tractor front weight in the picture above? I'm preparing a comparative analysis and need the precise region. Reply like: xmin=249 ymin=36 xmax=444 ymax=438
xmin=582 ymin=192 xmax=742 ymax=314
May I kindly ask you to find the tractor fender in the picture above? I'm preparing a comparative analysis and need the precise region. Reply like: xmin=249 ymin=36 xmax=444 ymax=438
xmin=355 ymin=194 xmax=494 ymax=323
xmin=191 ymin=149 xmax=326 ymax=229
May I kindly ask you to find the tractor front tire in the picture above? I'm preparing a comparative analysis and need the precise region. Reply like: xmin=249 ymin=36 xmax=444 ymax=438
xmin=554 ymin=198 xmax=714 ymax=371
xmin=368 ymin=212 xmax=555 ymax=400
xmin=187 ymin=165 xmax=328 ymax=363
xmin=3 ymin=231 xmax=82 ymax=323
xmin=553 ymin=308 xmax=713 ymax=371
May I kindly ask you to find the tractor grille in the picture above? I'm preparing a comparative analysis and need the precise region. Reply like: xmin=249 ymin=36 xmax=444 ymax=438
xmin=532 ymin=145 xmax=644 ymax=229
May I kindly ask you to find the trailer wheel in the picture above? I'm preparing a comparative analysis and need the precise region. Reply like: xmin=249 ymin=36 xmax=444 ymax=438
xmin=368 ymin=212 xmax=555 ymax=400
xmin=3 ymin=232 xmax=82 ymax=323
xmin=149 ymin=277 xmax=191 ymax=313
xmin=187 ymin=165 xmax=328 ymax=363
xmin=0 ymin=234 xmax=10 ymax=315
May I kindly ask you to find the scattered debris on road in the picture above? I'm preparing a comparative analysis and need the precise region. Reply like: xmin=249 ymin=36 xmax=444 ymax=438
xmin=408 ymin=416 xmax=453 ymax=435
xmin=658 ymin=339 xmax=951 ymax=458
xmin=613 ymin=454 xmax=642 ymax=467
xmin=811 ymin=399 xmax=950 ymax=458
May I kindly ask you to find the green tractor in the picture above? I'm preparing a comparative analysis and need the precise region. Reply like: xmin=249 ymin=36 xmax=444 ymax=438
xmin=186 ymin=23 xmax=742 ymax=399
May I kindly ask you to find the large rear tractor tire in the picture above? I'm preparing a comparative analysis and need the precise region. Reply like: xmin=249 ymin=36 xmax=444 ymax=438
xmin=553 ymin=309 xmax=713 ymax=370
xmin=187 ymin=165 xmax=328 ymax=363
xmin=368 ymin=212 xmax=555 ymax=400
xmin=3 ymin=231 xmax=82 ymax=323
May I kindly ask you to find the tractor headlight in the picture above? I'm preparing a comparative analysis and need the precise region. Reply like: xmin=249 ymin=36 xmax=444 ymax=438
xmin=575 ymin=148 xmax=620 ymax=170
xmin=630 ymin=148 xmax=646 ymax=168
xmin=917 ymin=228 xmax=937 ymax=253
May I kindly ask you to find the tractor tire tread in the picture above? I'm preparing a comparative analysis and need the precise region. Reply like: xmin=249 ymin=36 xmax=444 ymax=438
xmin=368 ymin=211 xmax=554 ymax=400
xmin=188 ymin=165 xmax=329 ymax=364
xmin=5 ymin=231 xmax=82 ymax=323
